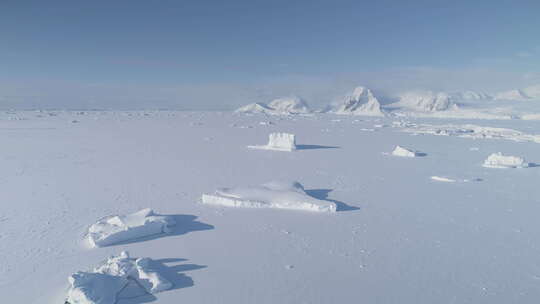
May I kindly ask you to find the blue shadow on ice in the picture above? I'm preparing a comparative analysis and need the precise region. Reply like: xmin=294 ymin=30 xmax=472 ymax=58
xmin=296 ymin=144 xmax=340 ymax=150
xmin=117 ymin=258 xmax=206 ymax=304
xmin=109 ymin=214 xmax=214 ymax=247
xmin=305 ymin=189 xmax=359 ymax=212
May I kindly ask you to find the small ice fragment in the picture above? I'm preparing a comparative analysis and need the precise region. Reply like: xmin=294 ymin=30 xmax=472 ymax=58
xmin=391 ymin=145 xmax=421 ymax=157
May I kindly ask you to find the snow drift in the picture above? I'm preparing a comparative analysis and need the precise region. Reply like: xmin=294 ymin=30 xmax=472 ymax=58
xmin=332 ymin=86 xmax=384 ymax=116
xmin=236 ymin=96 xmax=310 ymax=115
xmin=87 ymin=208 xmax=175 ymax=247
xmin=391 ymin=145 xmax=422 ymax=157
xmin=248 ymin=132 xmax=296 ymax=151
xmin=482 ymin=153 xmax=530 ymax=168
xmin=397 ymin=91 xmax=459 ymax=112
xmin=66 ymin=251 xmax=172 ymax=304
xmin=201 ymin=181 xmax=337 ymax=212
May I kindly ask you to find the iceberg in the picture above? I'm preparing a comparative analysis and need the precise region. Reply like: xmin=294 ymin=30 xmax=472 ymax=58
xmin=87 ymin=208 xmax=175 ymax=247
xmin=66 ymin=251 xmax=173 ymax=304
xmin=201 ymin=181 xmax=337 ymax=212
xmin=482 ymin=152 xmax=529 ymax=168
xmin=248 ymin=133 xmax=297 ymax=151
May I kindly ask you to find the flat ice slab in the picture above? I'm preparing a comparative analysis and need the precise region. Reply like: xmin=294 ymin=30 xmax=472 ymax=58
xmin=66 ymin=251 xmax=173 ymax=304
xmin=391 ymin=145 xmax=422 ymax=157
xmin=201 ymin=181 xmax=336 ymax=212
xmin=431 ymin=176 xmax=456 ymax=182
xmin=482 ymin=152 xmax=530 ymax=168
xmin=87 ymin=208 xmax=175 ymax=247
xmin=248 ymin=132 xmax=297 ymax=151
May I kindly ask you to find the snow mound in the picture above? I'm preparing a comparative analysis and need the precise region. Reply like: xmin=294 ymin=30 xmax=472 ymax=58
xmin=87 ymin=208 xmax=175 ymax=247
xmin=201 ymin=181 xmax=337 ymax=212
xmin=236 ymin=96 xmax=310 ymax=115
xmin=392 ymin=145 xmax=421 ymax=157
xmin=248 ymin=132 xmax=296 ymax=151
xmin=495 ymin=89 xmax=530 ymax=101
xmin=332 ymin=86 xmax=384 ymax=116
xmin=400 ymin=123 xmax=540 ymax=144
xmin=397 ymin=91 xmax=459 ymax=112
xmin=482 ymin=153 xmax=529 ymax=168
xmin=66 ymin=251 xmax=172 ymax=304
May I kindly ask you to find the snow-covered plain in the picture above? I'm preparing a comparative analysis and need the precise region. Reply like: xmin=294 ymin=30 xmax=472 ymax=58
xmin=1 ymin=110 xmax=540 ymax=303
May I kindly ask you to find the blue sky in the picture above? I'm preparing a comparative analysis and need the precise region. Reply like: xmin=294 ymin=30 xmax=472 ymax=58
xmin=1 ymin=0 xmax=539 ymax=109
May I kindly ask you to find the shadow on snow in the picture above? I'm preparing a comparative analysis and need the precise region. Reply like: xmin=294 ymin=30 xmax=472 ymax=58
xmin=116 ymin=258 xmax=206 ymax=304
xmin=305 ymin=189 xmax=359 ymax=211
xmin=103 ymin=214 xmax=214 ymax=247
xmin=296 ymin=144 xmax=340 ymax=150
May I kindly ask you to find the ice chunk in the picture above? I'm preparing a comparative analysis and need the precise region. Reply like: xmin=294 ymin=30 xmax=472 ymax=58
xmin=482 ymin=153 xmax=529 ymax=168
xmin=201 ymin=181 xmax=337 ymax=212
xmin=392 ymin=145 xmax=421 ymax=157
xmin=66 ymin=252 xmax=172 ymax=304
xmin=87 ymin=208 xmax=175 ymax=247
xmin=248 ymin=133 xmax=296 ymax=151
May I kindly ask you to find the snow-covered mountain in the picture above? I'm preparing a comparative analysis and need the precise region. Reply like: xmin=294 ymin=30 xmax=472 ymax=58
xmin=331 ymin=86 xmax=384 ymax=116
xmin=235 ymin=96 xmax=311 ymax=115
xmin=396 ymin=91 xmax=459 ymax=112
xmin=450 ymin=91 xmax=492 ymax=101
xmin=494 ymin=89 xmax=530 ymax=101
xmin=267 ymin=96 xmax=310 ymax=114
xmin=523 ymin=84 xmax=540 ymax=99
xmin=235 ymin=102 xmax=273 ymax=114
